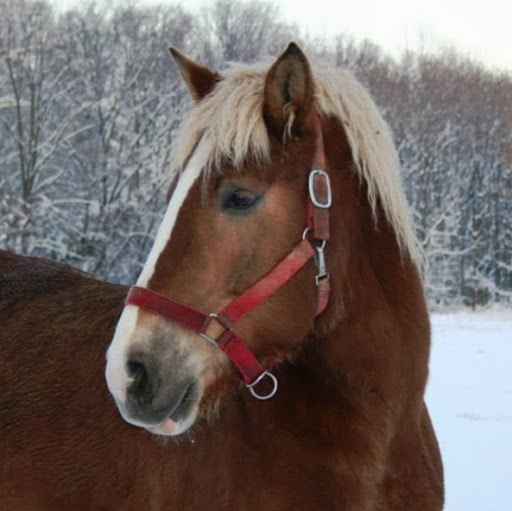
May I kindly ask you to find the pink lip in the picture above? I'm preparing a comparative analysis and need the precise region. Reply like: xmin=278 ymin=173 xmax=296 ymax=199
xmin=147 ymin=417 xmax=178 ymax=436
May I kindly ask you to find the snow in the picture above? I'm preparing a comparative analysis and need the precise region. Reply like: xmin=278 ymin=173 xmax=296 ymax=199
xmin=426 ymin=311 xmax=512 ymax=511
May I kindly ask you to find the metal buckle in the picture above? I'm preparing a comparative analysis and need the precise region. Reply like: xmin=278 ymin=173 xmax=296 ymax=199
xmin=308 ymin=169 xmax=332 ymax=209
xmin=246 ymin=371 xmax=278 ymax=400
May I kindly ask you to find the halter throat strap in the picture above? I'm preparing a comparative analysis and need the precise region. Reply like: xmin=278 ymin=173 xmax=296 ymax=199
xmin=125 ymin=113 xmax=331 ymax=399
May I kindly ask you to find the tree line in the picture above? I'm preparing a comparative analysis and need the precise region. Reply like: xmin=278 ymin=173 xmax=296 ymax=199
xmin=1 ymin=0 xmax=510 ymax=308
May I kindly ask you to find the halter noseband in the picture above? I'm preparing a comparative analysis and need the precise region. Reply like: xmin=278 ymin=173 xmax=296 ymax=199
xmin=125 ymin=114 xmax=332 ymax=400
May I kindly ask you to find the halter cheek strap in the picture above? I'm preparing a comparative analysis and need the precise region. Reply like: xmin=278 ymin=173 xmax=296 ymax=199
xmin=307 ymin=113 xmax=331 ymax=316
xmin=125 ymin=113 xmax=332 ymax=400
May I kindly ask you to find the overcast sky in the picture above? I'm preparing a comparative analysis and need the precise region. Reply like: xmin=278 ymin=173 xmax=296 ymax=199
xmin=51 ymin=0 xmax=512 ymax=72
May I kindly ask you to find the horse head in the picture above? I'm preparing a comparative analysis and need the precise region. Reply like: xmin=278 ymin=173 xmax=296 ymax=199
xmin=105 ymin=43 xmax=422 ymax=436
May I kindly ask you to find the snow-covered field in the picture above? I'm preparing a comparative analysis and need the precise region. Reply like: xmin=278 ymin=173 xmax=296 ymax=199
xmin=427 ymin=311 xmax=512 ymax=511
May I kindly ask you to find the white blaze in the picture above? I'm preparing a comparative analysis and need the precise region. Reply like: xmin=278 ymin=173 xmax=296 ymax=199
xmin=137 ymin=141 xmax=210 ymax=286
xmin=105 ymin=140 xmax=209 ymax=402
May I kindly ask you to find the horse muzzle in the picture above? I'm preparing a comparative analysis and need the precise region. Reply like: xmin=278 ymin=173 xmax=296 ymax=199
xmin=124 ymin=351 xmax=199 ymax=425
xmin=105 ymin=310 xmax=213 ymax=436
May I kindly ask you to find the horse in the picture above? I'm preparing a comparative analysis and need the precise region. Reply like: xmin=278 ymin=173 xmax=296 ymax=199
xmin=0 ymin=43 xmax=444 ymax=509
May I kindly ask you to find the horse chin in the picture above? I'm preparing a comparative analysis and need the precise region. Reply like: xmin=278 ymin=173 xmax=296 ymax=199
xmin=145 ymin=412 xmax=197 ymax=437
xmin=115 ymin=397 xmax=200 ymax=437
xmin=146 ymin=417 xmax=179 ymax=435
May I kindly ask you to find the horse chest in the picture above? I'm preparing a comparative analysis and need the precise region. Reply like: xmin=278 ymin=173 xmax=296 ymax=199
xmin=148 ymin=419 xmax=351 ymax=510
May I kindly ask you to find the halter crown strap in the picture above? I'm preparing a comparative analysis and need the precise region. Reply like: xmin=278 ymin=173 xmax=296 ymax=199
xmin=307 ymin=113 xmax=331 ymax=315
xmin=307 ymin=114 xmax=331 ymax=242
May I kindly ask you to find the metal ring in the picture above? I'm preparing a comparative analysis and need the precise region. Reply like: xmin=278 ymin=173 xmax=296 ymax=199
xmin=303 ymin=228 xmax=327 ymax=251
xmin=246 ymin=371 xmax=278 ymax=400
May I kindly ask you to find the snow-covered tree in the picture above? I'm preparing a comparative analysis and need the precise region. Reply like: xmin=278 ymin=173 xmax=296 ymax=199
xmin=0 ymin=0 xmax=510 ymax=306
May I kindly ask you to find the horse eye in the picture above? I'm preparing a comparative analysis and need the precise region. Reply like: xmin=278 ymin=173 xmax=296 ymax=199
xmin=222 ymin=189 xmax=260 ymax=212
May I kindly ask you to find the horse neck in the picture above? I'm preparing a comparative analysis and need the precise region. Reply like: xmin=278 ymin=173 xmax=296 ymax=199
xmin=204 ymin=192 xmax=430 ymax=463
xmin=214 ymin=122 xmax=429 ymax=443
xmin=291 ymin=184 xmax=430 ymax=416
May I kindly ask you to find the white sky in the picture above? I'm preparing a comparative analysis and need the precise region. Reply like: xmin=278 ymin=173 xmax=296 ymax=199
xmin=52 ymin=0 xmax=512 ymax=72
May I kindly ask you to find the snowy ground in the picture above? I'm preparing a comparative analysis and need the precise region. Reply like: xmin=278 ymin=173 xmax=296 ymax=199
xmin=426 ymin=311 xmax=512 ymax=511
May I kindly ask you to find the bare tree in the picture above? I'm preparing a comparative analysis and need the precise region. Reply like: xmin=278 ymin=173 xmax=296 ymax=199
xmin=196 ymin=0 xmax=297 ymax=67
xmin=0 ymin=0 xmax=510 ymax=305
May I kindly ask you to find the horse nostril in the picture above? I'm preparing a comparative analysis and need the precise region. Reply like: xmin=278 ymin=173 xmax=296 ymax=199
xmin=127 ymin=359 xmax=153 ymax=405
xmin=123 ymin=354 xmax=197 ymax=426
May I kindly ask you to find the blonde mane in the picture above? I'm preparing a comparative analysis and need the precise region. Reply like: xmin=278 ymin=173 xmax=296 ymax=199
xmin=170 ymin=60 xmax=423 ymax=268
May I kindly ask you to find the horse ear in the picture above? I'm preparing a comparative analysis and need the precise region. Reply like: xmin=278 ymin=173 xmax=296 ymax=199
xmin=169 ymin=48 xmax=222 ymax=102
xmin=263 ymin=43 xmax=314 ymax=138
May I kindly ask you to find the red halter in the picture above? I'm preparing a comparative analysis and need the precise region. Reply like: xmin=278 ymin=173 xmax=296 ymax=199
xmin=125 ymin=114 xmax=332 ymax=400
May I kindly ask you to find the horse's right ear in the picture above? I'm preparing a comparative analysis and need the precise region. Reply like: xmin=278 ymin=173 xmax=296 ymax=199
xmin=263 ymin=43 xmax=314 ymax=139
xmin=169 ymin=48 xmax=221 ymax=102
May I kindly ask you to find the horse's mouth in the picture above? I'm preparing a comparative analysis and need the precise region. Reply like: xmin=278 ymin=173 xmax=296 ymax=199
xmin=145 ymin=411 xmax=198 ymax=437
xmin=144 ymin=382 xmax=199 ymax=436
xmin=146 ymin=417 xmax=180 ymax=435
xmin=170 ymin=380 xmax=197 ymax=420
xmin=114 ymin=379 xmax=200 ymax=437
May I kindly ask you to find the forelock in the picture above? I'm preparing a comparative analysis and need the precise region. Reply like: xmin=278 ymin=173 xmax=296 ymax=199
xmin=169 ymin=58 xmax=423 ymax=269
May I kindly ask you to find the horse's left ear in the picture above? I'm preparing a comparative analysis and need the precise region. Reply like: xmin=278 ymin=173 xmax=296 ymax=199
xmin=263 ymin=43 xmax=314 ymax=138
xmin=169 ymin=48 xmax=222 ymax=102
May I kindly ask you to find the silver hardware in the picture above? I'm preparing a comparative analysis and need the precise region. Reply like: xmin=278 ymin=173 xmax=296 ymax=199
xmin=200 ymin=333 xmax=218 ymax=347
xmin=303 ymin=227 xmax=326 ymax=250
xmin=315 ymin=273 xmax=330 ymax=286
xmin=200 ymin=313 xmax=221 ymax=346
xmin=308 ymin=169 xmax=332 ymax=209
xmin=314 ymin=244 xmax=330 ymax=286
xmin=246 ymin=371 xmax=278 ymax=400
xmin=303 ymin=229 xmax=329 ymax=286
